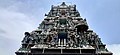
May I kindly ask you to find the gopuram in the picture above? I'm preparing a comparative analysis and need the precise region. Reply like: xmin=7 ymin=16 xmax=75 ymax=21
xmin=15 ymin=2 xmax=113 ymax=55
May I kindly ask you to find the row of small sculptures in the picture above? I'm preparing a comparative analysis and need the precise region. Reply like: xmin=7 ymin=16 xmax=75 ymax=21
xmin=22 ymin=29 xmax=103 ymax=47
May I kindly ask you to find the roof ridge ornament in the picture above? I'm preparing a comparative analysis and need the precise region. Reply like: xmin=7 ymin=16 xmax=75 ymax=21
xmin=61 ymin=2 xmax=66 ymax=6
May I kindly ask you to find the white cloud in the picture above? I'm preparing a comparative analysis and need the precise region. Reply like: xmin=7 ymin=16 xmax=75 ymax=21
xmin=0 ymin=2 xmax=38 ymax=55
xmin=0 ymin=8 xmax=37 ymax=41
xmin=107 ymin=44 xmax=120 ymax=55
xmin=0 ymin=1 xmax=48 ymax=55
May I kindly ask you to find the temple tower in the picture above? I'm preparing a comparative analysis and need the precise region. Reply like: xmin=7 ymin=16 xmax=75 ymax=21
xmin=15 ymin=2 xmax=113 ymax=55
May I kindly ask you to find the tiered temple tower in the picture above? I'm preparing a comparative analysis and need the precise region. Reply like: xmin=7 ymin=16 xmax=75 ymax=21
xmin=15 ymin=2 xmax=113 ymax=55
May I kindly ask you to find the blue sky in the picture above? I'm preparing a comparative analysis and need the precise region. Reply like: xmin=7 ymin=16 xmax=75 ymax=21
xmin=0 ymin=0 xmax=120 ymax=55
